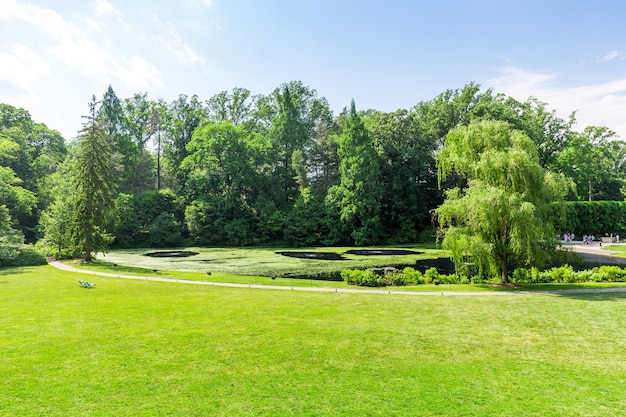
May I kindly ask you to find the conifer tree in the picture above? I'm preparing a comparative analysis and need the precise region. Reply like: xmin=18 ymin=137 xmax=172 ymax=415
xmin=73 ymin=96 xmax=116 ymax=261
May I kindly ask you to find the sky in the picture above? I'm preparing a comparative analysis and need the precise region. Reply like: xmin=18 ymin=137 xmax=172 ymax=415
xmin=1 ymin=0 xmax=626 ymax=141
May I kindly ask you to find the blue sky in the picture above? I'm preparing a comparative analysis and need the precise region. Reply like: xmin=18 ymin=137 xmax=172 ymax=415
xmin=1 ymin=0 xmax=626 ymax=140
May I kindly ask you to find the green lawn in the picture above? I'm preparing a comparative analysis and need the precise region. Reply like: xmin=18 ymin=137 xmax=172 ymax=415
xmin=604 ymin=244 xmax=626 ymax=256
xmin=1 ymin=265 xmax=626 ymax=416
xmin=63 ymin=258 xmax=626 ymax=292
xmin=96 ymin=245 xmax=449 ymax=277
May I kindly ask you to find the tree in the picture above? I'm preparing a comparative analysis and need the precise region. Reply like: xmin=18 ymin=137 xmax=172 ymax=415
xmin=163 ymin=94 xmax=207 ymax=190
xmin=266 ymin=85 xmax=309 ymax=208
xmin=436 ymin=120 xmax=570 ymax=283
xmin=326 ymin=101 xmax=383 ymax=245
xmin=365 ymin=109 xmax=439 ymax=242
xmin=39 ymin=160 xmax=76 ymax=254
xmin=207 ymin=87 xmax=255 ymax=126
xmin=73 ymin=96 xmax=116 ymax=261
xmin=0 ymin=103 xmax=67 ymax=240
xmin=182 ymin=122 xmax=260 ymax=245
xmin=98 ymin=85 xmax=137 ymax=193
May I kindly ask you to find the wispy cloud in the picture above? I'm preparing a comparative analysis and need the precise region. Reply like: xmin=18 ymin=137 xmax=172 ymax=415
xmin=151 ymin=13 xmax=208 ymax=70
xmin=486 ymin=66 xmax=626 ymax=138
xmin=577 ymin=50 xmax=626 ymax=66
xmin=0 ymin=0 xmax=166 ymax=138
xmin=599 ymin=50 xmax=624 ymax=62
xmin=0 ymin=43 xmax=51 ymax=100
xmin=0 ymin=0 xmax=163 ymax=90
xmin=93 ymin=0 xmax=121 ymax=17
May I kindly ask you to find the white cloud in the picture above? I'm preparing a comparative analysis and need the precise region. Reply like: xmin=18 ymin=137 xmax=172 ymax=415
xmin=0 ymin=1 xmax=163 ymax=89
xmin=600 ymin=50 xmax=624 ymax=62
xmin=93 ymin=0 xmax=121 ymax=17
xmin=486 ymin=66 xmax=626 ymax=139
xmin=0 ymin=43 xmax=51 ymax=100
xmin=151 ymin=13 xmax=208 ymax=69
xmin=0 ymin=0 xmax=168 ymax=138
xmin=577 ymin=50 xmax=626 ymax=66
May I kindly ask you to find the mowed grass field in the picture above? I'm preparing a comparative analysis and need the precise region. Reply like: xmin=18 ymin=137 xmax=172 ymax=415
xmin=2 ymin=265 xmax=626 ymax=416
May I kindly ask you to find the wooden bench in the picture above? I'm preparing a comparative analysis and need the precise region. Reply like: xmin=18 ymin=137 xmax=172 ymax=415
xmin=78 ymin=280 xmax=95 ymax=288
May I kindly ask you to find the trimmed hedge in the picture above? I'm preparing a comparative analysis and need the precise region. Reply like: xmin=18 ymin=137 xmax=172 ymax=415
xmin=548 ymin=201 xmax=626 ymax=236
xmin=0 ymin=244 xmax=47 ymax=267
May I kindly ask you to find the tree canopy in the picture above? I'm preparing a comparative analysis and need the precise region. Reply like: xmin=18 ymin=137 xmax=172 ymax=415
xmin=436 ymin=120 xmax=571 ymax=283
xmin=1 ymin=81 xmax=625 ymax=273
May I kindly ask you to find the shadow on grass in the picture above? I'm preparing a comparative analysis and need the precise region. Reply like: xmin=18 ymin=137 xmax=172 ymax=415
xmin=549 ymin=291 xmax=626 ymax=302
xmin=0 ymin=266 xmax=41 ymax=276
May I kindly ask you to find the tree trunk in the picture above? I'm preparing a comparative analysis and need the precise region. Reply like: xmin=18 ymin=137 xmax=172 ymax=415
xmin=500 ymin=256 xmax=509 ymax=284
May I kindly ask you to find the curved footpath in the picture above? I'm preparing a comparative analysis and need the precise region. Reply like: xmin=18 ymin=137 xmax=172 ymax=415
xmin=48 ymin=260 xmax=626 ymax=297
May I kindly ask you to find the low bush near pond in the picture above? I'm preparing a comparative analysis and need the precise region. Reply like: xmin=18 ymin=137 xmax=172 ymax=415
xmin=512 ymin=265 xmax=626 ymax=284
xmin=343 ymin=264 xmax=626 ymax=287
xmin=343 ymin=267 xmax=431 ymax=287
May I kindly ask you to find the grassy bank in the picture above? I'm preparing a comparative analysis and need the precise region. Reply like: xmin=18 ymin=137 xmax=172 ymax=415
xmin=1 ymin=265 xmax=626 ymax=416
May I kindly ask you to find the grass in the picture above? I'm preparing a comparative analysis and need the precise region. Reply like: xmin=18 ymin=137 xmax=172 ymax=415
xmin=95 ymin=245 xmax=449 ymax=278
xmin=604 ymin=244 xmax=626 ymax=256
xmin=2 ymin=265 xmax=626 ymax=416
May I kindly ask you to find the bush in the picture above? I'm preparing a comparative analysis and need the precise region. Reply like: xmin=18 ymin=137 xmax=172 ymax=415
xmin=402 ymin=267 xmax=424 ymax=284
xmin=423 ymin=267 xmax=440 ymax=284
xmin=512 ymin=264 xmax=626 ymax=283
xmin=592 ymin=265 xmax=626 ymax=282
xmin=0 ymin=244 xmax=47 ymax=267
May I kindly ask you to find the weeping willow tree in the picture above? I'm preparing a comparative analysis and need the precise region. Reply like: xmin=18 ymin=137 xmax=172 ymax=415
xmin=436 ymin=120 xmax=571 ymax=284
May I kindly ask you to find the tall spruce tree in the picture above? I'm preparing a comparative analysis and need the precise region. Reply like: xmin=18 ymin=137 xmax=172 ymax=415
xmin=73 ymin=96 xmax=116 ymax=261
xmin=327 ymin=100 xmax=383 ymax=245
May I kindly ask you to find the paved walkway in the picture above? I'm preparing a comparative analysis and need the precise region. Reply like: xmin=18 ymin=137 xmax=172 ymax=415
xmin=48 ymin=260 xmax=626 ymax=297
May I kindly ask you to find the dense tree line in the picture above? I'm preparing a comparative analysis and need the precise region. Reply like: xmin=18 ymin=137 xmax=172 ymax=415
xmin=1 ymin=81 xmax=626 ymax=260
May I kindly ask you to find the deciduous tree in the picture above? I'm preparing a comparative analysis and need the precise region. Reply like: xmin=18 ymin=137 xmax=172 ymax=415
xmin=436 ymin=120 xmax=570 ymax=283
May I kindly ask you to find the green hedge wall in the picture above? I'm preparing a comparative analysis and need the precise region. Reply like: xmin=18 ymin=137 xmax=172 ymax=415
xmin=547 ymin=201 xmax=626 ymax=237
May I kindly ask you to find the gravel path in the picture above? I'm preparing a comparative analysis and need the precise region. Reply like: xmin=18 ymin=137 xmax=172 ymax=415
xmin=47 ymin=260 xmax=626 ymax=296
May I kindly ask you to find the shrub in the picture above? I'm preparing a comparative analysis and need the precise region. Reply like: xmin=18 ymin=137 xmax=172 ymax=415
xmin=402 ymin=267 xmax=424 ymax=284
xmin=342 ymin=269 xmax=383 ymax=287
xmin=438 ymin=274 xmax=460 ymax=284
xmin=0 ymin=244 xmax=47 ymax=267
xmin=548 ymin=265 xmax=576 ymax=283
xmin=423 ymin=267 xmax=440 ymax=284
xmin=386 ymin=271 xmax=408 ymax=286
xmin=592 ymin=266 xmax=626 ymax=282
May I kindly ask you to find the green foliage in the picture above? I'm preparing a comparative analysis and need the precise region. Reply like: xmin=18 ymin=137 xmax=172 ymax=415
xmin=512 ymin=265 xmax=626 ymax=283
xmin=73 ymin=96 xmax=116 ymax=261
xmin=0 ymin=243 xmax=46 ymax=266
xmin=283 ymin=189 xmax=325 ymax=246
xmin=343 ymin=266 xmax=443 ymax=287
xmin=365 ymin=109 xmax=439 ymax=242
xmin=437 ymin=120 xmax=569 ymax=283
xmin=402 ymin=267 xmax=424 ymax=284
xmin=423 ymin=267 xmax=441 ymax=284
xmin=146 ymin=212 xmax=184 ymax=247
xmin=341 ymin=269 xmax=384 ymax=287
xmin=7 ymin=80 xmax=626 ymax=251
xmin=328 ymin=101 xmax=383 ymax=246
xmin=548 ymin=201 xmax=626 ymax=236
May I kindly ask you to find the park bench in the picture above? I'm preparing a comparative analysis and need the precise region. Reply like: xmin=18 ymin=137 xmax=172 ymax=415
xmin=78 ymin=280 xmax=96 ymax=288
